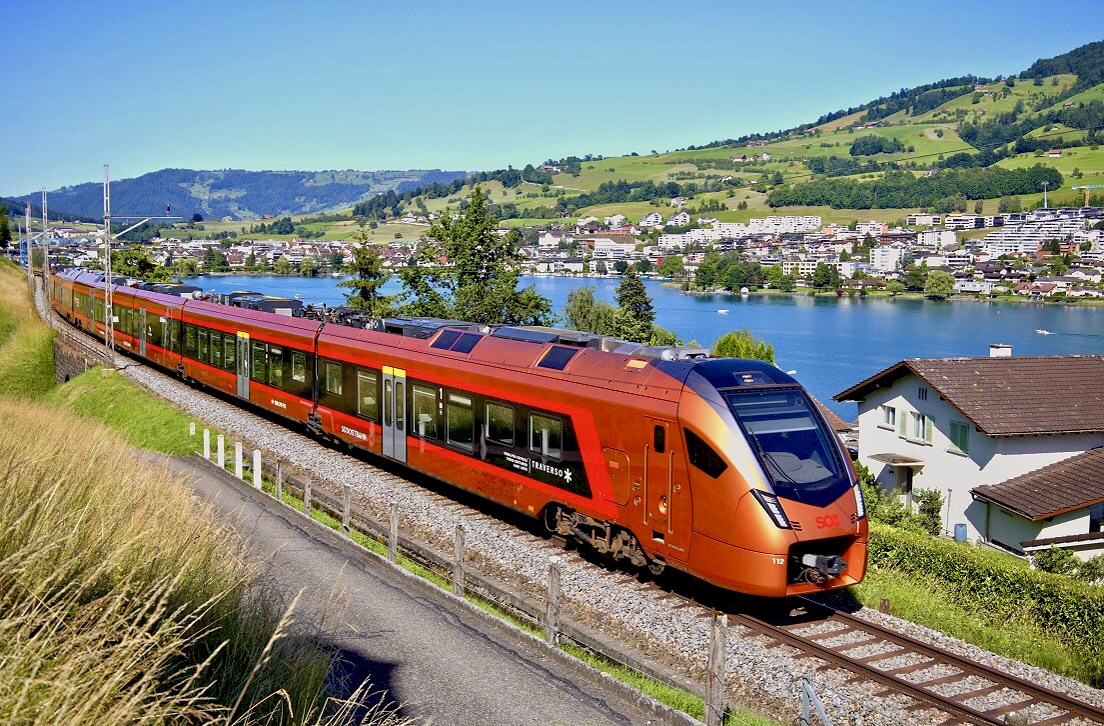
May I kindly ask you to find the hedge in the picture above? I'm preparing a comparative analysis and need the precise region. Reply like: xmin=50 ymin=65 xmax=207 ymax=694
xmin=867 ymin=523 xmax=1104 ymax=649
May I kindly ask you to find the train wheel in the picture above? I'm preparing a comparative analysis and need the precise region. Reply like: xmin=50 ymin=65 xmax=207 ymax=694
xmin=646 ymin=557 xmax=667 ymax=577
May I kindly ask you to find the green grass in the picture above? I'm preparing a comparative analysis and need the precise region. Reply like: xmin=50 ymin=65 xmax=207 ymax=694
xmin=0 ymin=260 xmax=56 ymax=398
xmin=914 ymin=74 xmax=1077 ymax=124
xmin=46 ymin=367 xmax=207 ymax=456
xmin=996 ymin=146 xmax=1104 ymax=181
xmin=849 ymin=568 xmax=1098 ymax=683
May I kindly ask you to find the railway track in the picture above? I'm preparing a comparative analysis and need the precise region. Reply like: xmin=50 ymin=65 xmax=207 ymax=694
xmin=39 ymin=291 xmax=1104 ymax=726
xmin=723 ymin=597 xmax=1104 ymax=725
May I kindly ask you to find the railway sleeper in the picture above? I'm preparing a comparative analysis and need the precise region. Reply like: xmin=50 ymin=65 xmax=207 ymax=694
xmin=545 ymin=505 xmax=656 ymax=573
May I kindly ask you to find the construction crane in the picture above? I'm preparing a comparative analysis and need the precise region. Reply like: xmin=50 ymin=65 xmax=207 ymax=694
xmin=1071 ymin=184 xmax=1104 ymax=207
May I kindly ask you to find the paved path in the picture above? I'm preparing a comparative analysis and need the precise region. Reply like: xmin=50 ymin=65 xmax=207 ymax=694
xmin=157 ymin=454 xmax=670 ymax=726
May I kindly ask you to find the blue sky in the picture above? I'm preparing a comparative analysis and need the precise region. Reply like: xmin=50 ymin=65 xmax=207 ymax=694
xmin=5 ymin=1 xmax=1104 ymax=195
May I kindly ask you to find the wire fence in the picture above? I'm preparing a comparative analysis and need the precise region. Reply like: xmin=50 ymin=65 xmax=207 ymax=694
xmin=187 ymin=425 xmax=849 ymax=725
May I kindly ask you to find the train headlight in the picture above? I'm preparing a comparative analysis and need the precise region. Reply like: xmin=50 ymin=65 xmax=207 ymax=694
xmin=751 ymin=490 xmax=791 ymax=529
xmin=853 ymin=484 xmax=866 ymax=520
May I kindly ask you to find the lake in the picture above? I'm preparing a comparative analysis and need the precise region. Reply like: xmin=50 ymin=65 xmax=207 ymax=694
xmin=188 ymin=274 xmax=1104 ymax=420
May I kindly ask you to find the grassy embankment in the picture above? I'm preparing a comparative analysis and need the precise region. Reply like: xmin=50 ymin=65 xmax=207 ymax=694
xmin=0 ymin=262 xmax=405 ymax=724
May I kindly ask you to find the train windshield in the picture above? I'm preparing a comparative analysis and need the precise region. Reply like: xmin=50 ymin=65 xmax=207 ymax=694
xmin=725 ymin=389 xmax=849 ymax=504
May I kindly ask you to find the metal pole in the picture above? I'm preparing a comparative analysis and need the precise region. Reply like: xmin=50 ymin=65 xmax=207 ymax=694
xmin=41 ymin=189 xmax=49 ymax=304
xmin=388 ymin=502 xmax=399 ymax=562
xmin=102 ymin=164 xmax=113 ymax=363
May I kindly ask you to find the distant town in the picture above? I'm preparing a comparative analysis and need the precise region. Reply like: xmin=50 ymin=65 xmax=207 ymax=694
xmin=32 ymin=203 xmax=1104 ymax=299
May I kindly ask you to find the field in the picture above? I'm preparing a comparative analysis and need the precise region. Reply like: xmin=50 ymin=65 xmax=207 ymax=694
xmin=913 ymin=74 xmax=1077 ymax=124
xmin=996 ymin=146 xmax=1104 ymax=182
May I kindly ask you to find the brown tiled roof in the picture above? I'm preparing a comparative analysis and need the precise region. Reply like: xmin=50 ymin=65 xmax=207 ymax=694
xmin=834 ymin=355 xmax=1104 ymax=436
xmin=1021 ymin=531 xmax=1104 ymax=549
xmin=972 ymin=448 xmax=1104 ymax=520
xmin=811 ymin=395 xmax=852 ymax=433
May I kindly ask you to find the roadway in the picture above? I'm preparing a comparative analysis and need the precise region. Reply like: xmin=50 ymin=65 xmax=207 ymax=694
xmin=156 ymin=454 xmax=676 ymax=726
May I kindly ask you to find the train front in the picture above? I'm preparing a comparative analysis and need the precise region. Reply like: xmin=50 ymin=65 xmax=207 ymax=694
xmin=665 ymin=358 xmax=867 ymax=597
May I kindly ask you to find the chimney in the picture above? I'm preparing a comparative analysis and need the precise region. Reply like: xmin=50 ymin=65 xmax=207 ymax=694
xmin=989 ymin=344 xmax=1012 ymax=358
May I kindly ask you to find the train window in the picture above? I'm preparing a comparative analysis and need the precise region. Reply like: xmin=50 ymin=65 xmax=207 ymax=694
xmin=486 ymin=402 xmax=515 ymax=446
xmin=537 ymin=346 xmax=578 ymax=371
xmin=412 ymin=384 xmax=438 ymax=439
xmin=395 ymin=381 xmax=405 ymax=430
xmin=223 ymin=336 xmax=236 ymax=371
xmin=325 ymin=361 xmax=342 ymax=395
xmin=451 ymin=333 xmax=482 ymax=354
xmin=685 ymin=429 xmax=727 ymax=479
xmin=291 ymin=351 xmax=307 ymax=383
xmin=446 ymin=393 xmax=474 ymax=452
xmin=654 ymin=425 xmax=666 ymax=453
xmin=184 ymin=325 xmax=197 ymax=356
xmin=357 ymin=370 xmax=378 ymax=420
xmin=211 ymin=332 xmax=223 ymax=368
xmin=430 ymin=329 xmax=462 ymax=350
xmin=529 ymin=413 xmax=562 ymax=460
xmin=383 ymin=379 xmax=393 ymax=426
xmin=268 ymin=346 xmax=283 ymax=388
xmin=199 ymin=329 xmax=209 ymax=362
xmin=252 ymin=343 xmax=267 ymax=382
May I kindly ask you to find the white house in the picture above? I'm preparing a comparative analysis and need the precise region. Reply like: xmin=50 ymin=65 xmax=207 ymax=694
xmin=668 ymin=211 xmax=691 ymax=227
xmin=835 ymin=353 xmax=1104 ymax=557
xmin=640 ymin=212 xmax=664 ymax=228
xmin=870 ymin=246 xmax=905 ymax=272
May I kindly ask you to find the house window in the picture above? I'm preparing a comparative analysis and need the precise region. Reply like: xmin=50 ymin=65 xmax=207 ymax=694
xmin=486 ymin=402 xmax=515 ymax=446
xmin=325 ymin=361 xmax=342 ymax=395
xmin=918 ymin=386 xmax=928 ymax=401
xmin=529 ymin=412 xmax=563 ymax=460
xmin=949 ymin=420 xmax=970 ymax=455
xmin=910 ymin=411 xmax=933 ymax=443
xmin=1090 ymin=503 xmax=1103 ymax=533
xmin=881 ymin=405 xmax=896 ymax=428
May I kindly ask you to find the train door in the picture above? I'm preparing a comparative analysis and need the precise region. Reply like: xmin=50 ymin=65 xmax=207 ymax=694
xmin=645 ymin=419 xmax=690 ymax=557
xmin=138 ymin=308 xmax=147 ymax=357
xmin=236 ymin=332 xmax=250 ymax=399
xmin=381 ymin=366 xmax=407 ymax=463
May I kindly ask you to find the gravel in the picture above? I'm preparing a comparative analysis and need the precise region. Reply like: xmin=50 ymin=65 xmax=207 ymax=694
xmin=34 ymin=283 xmax=1104 ymax=724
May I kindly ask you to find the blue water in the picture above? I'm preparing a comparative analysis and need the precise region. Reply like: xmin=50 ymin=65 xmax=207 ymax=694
xmin=189 ymin=274 xmax=1104 ymax=420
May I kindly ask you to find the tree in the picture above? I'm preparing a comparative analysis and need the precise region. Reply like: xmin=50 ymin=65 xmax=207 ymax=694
xmin=398 ymin=186 xmax=552 ymax=325
xmin=201 ymin=246 xmax=228 ymax=272
xmin=299 ymin=255 xmax=318 ymax=277
xmin=192 ymin=213 xmax=204 ymax=223
xmin=595 ymin=260 xmax=608 ymax=275
xmin=903 ymin=264 xmax=929 ymax=291
xmin=711 ymin=330 xmax=775 ymax=364
xmin=329 ymin=250 xmax=345 ymax=271
xmin=173 ymin=257 xmax=199 ymax=277
xmin=924 ymin=270 xmax=955 ymax=299
xmin=274 ymin=256 xmax=291 ymax=275
xmin=886 ymin=280 xmax=906 ymax=296
xmin=0 ymin=207 xmax=11 ymax=249
xmin=112 ymin=245 xmax=174 ymax=282
xmin=635 ymin=259 xmax=654 ymax=274
xmin=613 ymin=260 xmax=628 ymax=274
xmin=338 ymin=230 xmax=394 ymax=316
xmin=658 ymin=255 xmax=684 ymax=278
xmin=611 ymin=270 xmax=655 ymax=343
xmin=811 ymin=262 xmax=840 ymax=289
xmin=562 ymin=287 xmax=618 ymax=336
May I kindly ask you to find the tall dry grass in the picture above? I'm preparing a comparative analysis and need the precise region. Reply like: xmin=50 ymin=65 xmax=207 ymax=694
xmin=0 ymin=397 xmax=403 ymax=723
xmin=0 ymin=262 xmax=54 ymax=398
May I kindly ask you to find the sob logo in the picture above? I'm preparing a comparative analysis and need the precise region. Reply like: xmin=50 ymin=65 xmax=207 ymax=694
xmin=815 ymin=514 xmax=840 ymax=530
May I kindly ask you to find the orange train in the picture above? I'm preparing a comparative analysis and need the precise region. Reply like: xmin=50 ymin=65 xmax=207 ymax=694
xmin=51 ymin=268 xmax=867 ymax=597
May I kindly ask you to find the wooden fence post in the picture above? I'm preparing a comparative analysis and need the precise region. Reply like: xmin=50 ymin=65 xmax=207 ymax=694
xmin=252 ymin=450 xmax=262 ymax=488
xmin=275 ymin=461 xmax=283 ymax=501
xmin=706 ymin=613 xmax=727 ymax=726
xmin=452 ymin=524 xmax=465 ymax=596
xmin=342 ymin=487 xmax=351 ymax=535
xmin=544 ymin=560 xmax=561 ymax=645
xmin=203 ymin=429 xmax=210 ymax=459
xmin=389 ymin=502 xmax=399 ymax=563
xmin=303 ymin=477 xmax=312 ymax=516
xmin=234 ymin=442 xmax=243 ymax=479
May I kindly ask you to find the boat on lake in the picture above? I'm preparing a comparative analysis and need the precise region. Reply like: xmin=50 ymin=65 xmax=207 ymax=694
xmin=1036 ymin=329 xmax=1053 ymax=335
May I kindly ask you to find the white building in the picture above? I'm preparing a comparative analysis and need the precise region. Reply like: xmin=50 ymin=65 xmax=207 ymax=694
xmin=591 ymin=238 xmax=636 ymax=259
xmin=907 ymin=213 xmax=941 ymax=227
xmin=836 ymin=354 xmax=1104 ymax=556
xmin=639 ymin=212 xmax=664 ymax=228
xmin=917 ymin=229 xmax=956 ymax=248
xmin=870 ymin=245 xmax=905 ymax=272
xmin=856 ymin=221 xmax=887 ymax=237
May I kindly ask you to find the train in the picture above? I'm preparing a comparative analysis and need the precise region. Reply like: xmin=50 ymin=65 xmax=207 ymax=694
xmin=50 ymin=267 xmax=867 ymax=597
